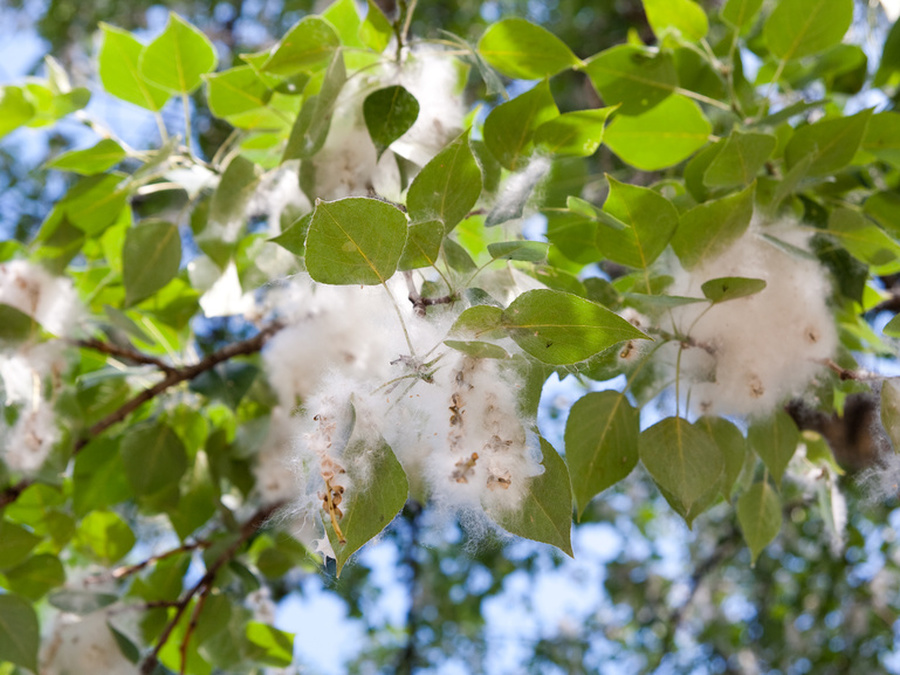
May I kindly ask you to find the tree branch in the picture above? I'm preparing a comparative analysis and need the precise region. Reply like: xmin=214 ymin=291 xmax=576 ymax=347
xmin=74 ymin=337 xmax=177 ymax=374
xmin=140 ymin=501 xmax=285 ymax=675
xmin=74 ymin=322 xmax=283 ymax=454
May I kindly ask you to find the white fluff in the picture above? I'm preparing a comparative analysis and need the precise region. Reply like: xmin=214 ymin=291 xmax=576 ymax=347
xmin=0 ymin=259 xmax=81 ymax=336
xmin=666 ymin=219 xmax=838 ymax=418
xmin=42 ymin=611 xmax=138 ymax=675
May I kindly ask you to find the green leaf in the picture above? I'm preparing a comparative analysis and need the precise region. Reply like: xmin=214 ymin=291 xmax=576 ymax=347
xmin=881 ymin=379 xmax=900 ymax=450
xmin=199 ymin=155 xmax=263 ymax=267
xmin=46 ymin=139 xmax=126 ymax=175
xmin=0 ymin=594 xmax=39 ymax=673
xmin=48 ymin=589 xmax=118 ymax=615
xmin=477 ymin=18 xmax=581 ymax=80
xmin=565 ymin=391 xmax=639 ymax=519
xmin=73 ymin=437 xmax=132 ymax=516
xmin=398 ymin=220 xmax=443 ymax=270
xmin=500 ymin=289 xmax=649 ymax=365
xmin=671 ymin=182 xmax=755 ymax=269
xmin=703 ymin=131 xmax=775 ymax=188
xmin=363 ymin=86 xmax=420 ymax=157
xmin=262 ymin=16 xmax=340 ymax=76
xmin=443 ymin=340 xmax=509 ymax=359
xmin=443 ymin=238 xmax=477 ymax=272
xmin=487 ymin=240 xmax=550 ymax=262
xmin=784 ymin=108 xmax=872 ymax=177
xmin=0 ymin=86 xmax=35 ymax=138
xmin=450 ymin=305 xmax=504 ymax=339
xmin=139 ymin=14 xmax=217 ymax=94
xmin=597 ymin=176 xmax=680 ymax=270
xmin=582 ymin=46 xmax=677 ymax=116
xmin=120 ymin=422 xmax=189 ymax=503
xmin=533 ymin=107 xmax=616 ymax=157
xmin=604 ymin=94 xmax=711 ymax=170
xmin=269 ymin=212 xmax=312 ymax=257
xmin=3 ymin=554 xmax=65 ymax=600
xmin=861 ymin=112 xmax=900 ymax=167
xmin=885 ymin=316 xmax=900 ymax=339
xmin=0 ymin=305 xmax=38 ymax=343
xmin=98 ymin=24 xmax=171 ymax=110
xmin=829 ymin=206 xmax=900 ymax=272
xmin=123 ymin=220 xmax=182 ymax=307
xmin=326 ymin=407 xmax=409 ymax=577
xmin=737 ymin=481 xmax=782 ymax=564
xmin=283 ymin=51 xmax=347 ymax=161
xmin=748 ymin=410 xmax=799 ymax=486
xmin=76 ymin=510 xmax=136 ymax=564
xmin=639 ymin=417 xmax=723 ymax=513
xmin=484 ymin=81 xmax=559 ymax=171
xmin=62 ymin=173 xmax=128 ymax=236
xmin=360 ymin=0 xmax=393 ymax=52
xmin=643 ymin=0 xmax=708 ymax=42
xmin=407 ymin=131 xmax=481 ymax=232
xmin=205 ymin=66 xmax=272 ymax=118
xmin=721 ymin=0 xmax=764 ymax=32
xmin=245 ymin=622 xmax=295 ymax=667
xmin=545 ymin=211 xmax=602 ymax=264
xmin=701 ymin=276 xmax=767 ymax=304
xmin=864 ymin=191 xmax=900 ymax=238
xmin=486 ymin=438 xmax=573 ymax=556
xmin=0 ymin=522 xmax=40 ymax=571
xmin=305 ymin=197 xmax=407 ymax=285
xmin=698 ymin=416 xmax=747 ymax=499
xmin=764 ymin=0 xmax=853 ymax=61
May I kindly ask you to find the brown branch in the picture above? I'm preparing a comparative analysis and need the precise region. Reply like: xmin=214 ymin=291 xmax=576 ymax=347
xmin=180 ymin=589 xmax=211 ymax=674
xmin=403 ymin=271 xmax=456 ymax=317
xmin=822 ymin=358 xmax=881 ymax=382
xmin=112 ymin=540 xmax=211 ymax=580
xmin=0 ymin=478 xmax=32 ymax=509
xmin=140 ymin=501 xmax=286 ymax=675
xmin=74 ymin=338 xmax=176 ymax=374
xmin=74 ymin=322 xmax=283 ymax=455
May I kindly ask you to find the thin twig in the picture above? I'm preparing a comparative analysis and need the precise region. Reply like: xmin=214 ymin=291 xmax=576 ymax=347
xmin=0 ymin=478 xmax=31 ymax=508
xmin=180 ymin=589 xmax=211 ymax=674
xmin=403 ymin=271 xmax=456 ymax=317
xmin=74 ymin=338 xmax=176 ymax=374
xmin=140 ymin=501 xmax=285 ymax=675
xmin=823 ymin=359 xmax=881 ymax=381
xmin=74 ymin=323 xmax=283 ymax=455
xmin=112 ymin=540 xmax=212 ymax=580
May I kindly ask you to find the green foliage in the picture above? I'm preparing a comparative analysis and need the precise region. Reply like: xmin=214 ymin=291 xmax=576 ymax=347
xmin=1 ymin=0 xmax=898 ymax=670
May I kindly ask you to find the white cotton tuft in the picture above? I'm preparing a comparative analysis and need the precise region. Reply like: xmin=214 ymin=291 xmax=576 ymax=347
xmin=41 ymin=611 xmax=138 ymax=675
xmin=859 ymin=451 xmax=900 ymax=503
xmin=379 ymin=354 xmax=543 ymax=515
xmin=253 ymin=407 xmax=304 ymax=505
xmin=0 ymin=259 xmax=81 ymax=336
xmin=261 ymin=280 xmax=408 ymax=407
xmin=4 ymin=403 xmax=58 ymax=473
xmin=307 ymin=93 xmax=402 ymax=201
xmin=666 ymin=219 xmax=838 ymax=418
xmin=388 ymin=48 xmax=466 ymax=167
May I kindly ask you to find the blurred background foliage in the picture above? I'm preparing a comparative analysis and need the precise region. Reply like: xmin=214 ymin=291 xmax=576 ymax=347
xmin=2 ymin=0 xmax=900 ymax=673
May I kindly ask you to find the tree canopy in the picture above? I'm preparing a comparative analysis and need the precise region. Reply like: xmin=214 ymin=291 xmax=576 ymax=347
xmin=2 ymin=0 xmax=900 ymax=672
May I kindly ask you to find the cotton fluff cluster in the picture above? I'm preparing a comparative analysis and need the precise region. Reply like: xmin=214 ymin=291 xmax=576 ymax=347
xmin=0 ymin=261 xmax=79 ymax=473
xmin=259 ymin=276 xmax=543 ymax=554
xmin=666 ymin=219 xmax=838 ymax=417
xmin=306 ymin=47 xmax=464 ymax=200
xmin=0 ymin=259 xmax=80 ymax=335
xmin=41 ymin=611 xmax=137 ymax=675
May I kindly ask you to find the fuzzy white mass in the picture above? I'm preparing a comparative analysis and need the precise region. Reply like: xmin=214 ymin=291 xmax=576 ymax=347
xmin=42 ymin=611 xmax=138 ymax=675
xmin=666 ymin=219 xmax=838 ymax=417
xmin=0 ymin=259 xmax=80 ymax=335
